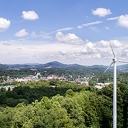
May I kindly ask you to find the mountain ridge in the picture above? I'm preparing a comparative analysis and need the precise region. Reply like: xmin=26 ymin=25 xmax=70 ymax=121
xmin=6 ymin=61 xmax=106 ymax=69
xmin=1 ymin=61 xmax=128 ymax=72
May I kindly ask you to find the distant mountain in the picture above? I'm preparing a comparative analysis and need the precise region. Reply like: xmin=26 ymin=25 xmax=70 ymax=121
xmin=43 ymin=61 xmax=68 ymax=68
xmin=43 ymin=61 xmax=85 ymax=68
xmin=88 ymin=65 xmax=107 ymax=69
xmin=5 ymin=61 xmax=85 ymax=69
xmin=1 ymin=61 xmax=128 ymax=72
xmin=0 ymin=64 xmax=8 ymax=70
xmin=6 ymin=64 xmax=36 ymax=69
xmin=117 ymin=64 xmax=128 ymax=72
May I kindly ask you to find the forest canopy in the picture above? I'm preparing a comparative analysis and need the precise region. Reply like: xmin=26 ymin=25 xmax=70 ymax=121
xmin=0 ymin=80 xmax=128 ymax=128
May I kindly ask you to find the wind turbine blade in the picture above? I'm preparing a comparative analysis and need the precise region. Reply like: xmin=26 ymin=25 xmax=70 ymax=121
xmin=104 ymin=62 xmax=114 ymax=73
xmin=110 ymin=42 xmax=115 ymax=58
xmin=118 ymin=60 xmax=128 ymax=63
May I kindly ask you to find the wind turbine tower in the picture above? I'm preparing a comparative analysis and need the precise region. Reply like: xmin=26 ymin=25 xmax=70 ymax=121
xmin=104 ymin=43 xmax=128 ymax=128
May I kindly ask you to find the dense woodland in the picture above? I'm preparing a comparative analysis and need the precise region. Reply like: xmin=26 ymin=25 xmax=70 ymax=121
xmin=0 ymin=64 xmax=128 ymax=128
xmin=0 ymin=79 xmax=128 ymax=128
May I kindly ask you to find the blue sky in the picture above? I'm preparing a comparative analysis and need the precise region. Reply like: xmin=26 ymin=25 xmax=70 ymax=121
xmin=0 ymin=0 xmax=128 ymax=65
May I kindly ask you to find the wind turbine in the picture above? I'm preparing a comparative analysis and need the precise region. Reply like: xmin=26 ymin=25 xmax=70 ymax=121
xmin=104 ymin=43 xmax=128 ymax=128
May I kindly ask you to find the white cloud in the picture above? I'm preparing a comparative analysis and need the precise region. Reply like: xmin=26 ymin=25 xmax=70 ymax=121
xmin=120 ymin=48 xmax=128 ymax=58
xmin=40 ymin=31 xmax=45 ymax=34
xmin=117 ymin=14 xmax=128 ymax=28
xmin=21 ymin=11 xmax=39 ymax=20
xmin=97 ymin=40 xmax=123 ymax=48
xmin=97 ymin=40 xmax=110 ymax=48
xmin=95 ymin=40 xmax=124 ymax=59
xmin=57 ymin=27 xmax=73 ymax=31
xmin=81 ymin=42 xmax=95 ymax=54
xmin=15 ymin=29 xmax=28 ymax=37
xmin=31 ymin=31 xmax=36 ymax=37
xmin=74 ymin=42 xmax=103 ymax=60
xmin=105 ymin=27 xmax=109 ymax=30
xmin=56 ymin=32 xmax=84 ymax=45
xmin=0 ymin=18 xmax=10 ymax=31
xmin=76 ymin=39 xmax=124 ymax=61
xmin=33 ymin=54 xmax=40 ymax=59
xmin=92 ymin=8 xmax=112 ymax=17
xmin=78 ymin=21 xmax=102 ymax=28
xmin=43 ymin=35 xmax=53 ymax=40
xmin=90 ymin=27 xmax=99 ymax=32
xmin=58 ymin=50 xmax=66 ymax=56
xmin=110 ymin=40 xmax=123 ymax=47
xmin=107 ymin=16 xmax=119 ymax=21
xmin=0 ymin=38 xmax=127 ymax=65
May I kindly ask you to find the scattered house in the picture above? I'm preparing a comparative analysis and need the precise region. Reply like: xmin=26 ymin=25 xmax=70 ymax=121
xmin=0 ymin=85 xmax=15 ymax=91
xmin=81 ymin=81 xmax=89 ymax=86
xmin=46 ymin=75 xmax=58 ymax=80
xmin=95 ymin=82 xmax=110 ymax=89
xmin=96 ymin=82 xmax=110 ymax=87
xmin=95 ymin=85 xmax=103 ymax=89
xmin=104 ymin=83 xmax=110 ymax=86
xmin=45 ymin=66 xmax=52 ymax=69
xmin=15 ymin=78 xmax=25 ymax=82
xmin=96 ymin=83 xmax=105 ymax=87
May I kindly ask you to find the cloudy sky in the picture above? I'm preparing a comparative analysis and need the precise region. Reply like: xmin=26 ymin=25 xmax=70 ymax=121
xmin=0 ymin=0 xmax=128 ymax=65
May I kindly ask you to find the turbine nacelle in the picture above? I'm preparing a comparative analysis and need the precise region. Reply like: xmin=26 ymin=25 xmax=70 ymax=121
xmin=113 ymin=58 xmax=116 ymax=62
